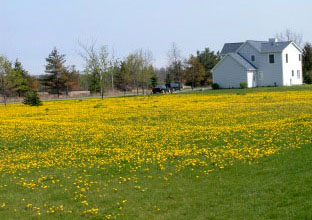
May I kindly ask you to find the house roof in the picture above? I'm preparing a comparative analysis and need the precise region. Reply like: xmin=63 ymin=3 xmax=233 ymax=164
xmin=228 ymin=53 xmax=257 ymax=70
xmin=247 ymin=40 xmax=293 ymax=53
xmin=212 ymin=53 xmax=257 ymax=72
xmin=221 ymin=40 xmax=302 ymax=55
xmin=220 ymin=43 xmax=244 ymax=55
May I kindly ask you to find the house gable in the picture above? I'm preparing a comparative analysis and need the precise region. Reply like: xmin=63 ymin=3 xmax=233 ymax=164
xmin=212 ymin=54 xmax=253 ymax=88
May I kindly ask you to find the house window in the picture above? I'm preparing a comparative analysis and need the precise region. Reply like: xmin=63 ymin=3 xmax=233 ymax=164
xmin=292 ymin=70 xmax=294 ymax=77
xmin=251 ymin=55 xmax=255 ymax=62
xmin=297 ymin=70 xmax=300 ymax=79
xmin=258 ymin=71 xmax=263 ymax=80
xmin=269 ymin=54 xmax=275 ymax=64
xmin=286 ymin=54 xmax=288 ymax=63
xmin=299 ymin=54 xmax=301 ymax=61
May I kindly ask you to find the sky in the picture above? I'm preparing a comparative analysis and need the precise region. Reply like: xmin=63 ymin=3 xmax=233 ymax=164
xmin=0 ymin=0 xmax=312 ymax=75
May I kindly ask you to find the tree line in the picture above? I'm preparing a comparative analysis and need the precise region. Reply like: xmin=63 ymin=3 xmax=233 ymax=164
xmin=1 ymin=33 xmax=312 ymax=104
xmin=0 ymin=42 xmax=221 ymax=104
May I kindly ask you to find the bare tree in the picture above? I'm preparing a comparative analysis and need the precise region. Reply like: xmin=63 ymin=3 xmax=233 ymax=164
xmin=275 ymin=29 xmax=303 ymax=47
xmin=137 ymin=49 xmax=153 ymax=95
xmin=108 ymin=49 xmax=120 ymax=93
xmin=124 ymin=53 xmax=141 ymax=95
xmin=78 ymin=41 xmax=110 ymax=99
xmin=167 ymin=43 xmax=184 ymax=87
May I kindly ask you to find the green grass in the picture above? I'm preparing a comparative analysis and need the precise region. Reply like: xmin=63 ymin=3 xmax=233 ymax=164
xmin=1 ymin=145 xmax=311 ymax=219
xmin=186 ymin=85 xmax=312 ymax=95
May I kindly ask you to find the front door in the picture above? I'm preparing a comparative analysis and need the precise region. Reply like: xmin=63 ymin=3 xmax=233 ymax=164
xmin=253 ymin=73 xmax=257 ymax=87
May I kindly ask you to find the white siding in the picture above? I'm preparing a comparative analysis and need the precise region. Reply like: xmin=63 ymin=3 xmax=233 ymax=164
xmin=259 ymin=52 xmax=284 ymax=86
xmin=237 ymin=42 xmax=283 ymax=86
xmin=282 ymin=43 xmax=303 ymax=86
xmin=212 ymin=56 xmax=248 ymax=88
xmin=237 ymin=43 xmax=259 ymax=67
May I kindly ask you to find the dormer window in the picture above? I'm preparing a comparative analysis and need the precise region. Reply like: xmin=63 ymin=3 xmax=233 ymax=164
xmin=269 ymin=54 xmax=275 ymax=64
xmin=286 ymin=54 xmax=288 ymax=63
xmin=251 ymin=55 xmax=255 ymax=62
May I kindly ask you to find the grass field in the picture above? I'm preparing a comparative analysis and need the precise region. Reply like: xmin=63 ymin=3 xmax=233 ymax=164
xmin=0 ymin=85 xmax=311 ymax=219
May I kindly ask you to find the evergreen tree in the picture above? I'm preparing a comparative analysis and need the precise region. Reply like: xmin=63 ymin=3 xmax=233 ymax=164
xmin=13 ymin=59 xmax=31 ymax=96
xmin=196 ymin=48 xmax=220 ymax=85
xmin=303 ymin=43 xmax=312 ymax=84
xmin=43 ymin=48 xmax=67 ymax=97
xmin=23 ymin=91 xmax=42 ymax=106
xmin=115 ymin=61 xmax=131 ymax=96
xmin=185 ymin=55 xmax=206 ymax=90
xmin=150 ymin=68 xmax=158 ymax=88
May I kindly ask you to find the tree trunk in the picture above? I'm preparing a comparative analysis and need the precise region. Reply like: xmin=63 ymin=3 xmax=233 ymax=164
xmin=3 ymin=95 xmax=7 ymax=106
xmin=100 ymin=74 xmax=103 ymax=100
xmin=111 ymin=75 xmax=114 ymax=93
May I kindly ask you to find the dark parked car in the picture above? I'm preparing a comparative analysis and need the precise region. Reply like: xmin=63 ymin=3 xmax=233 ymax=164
xmin=166 ymin=83 xmax=183 ymax=91
xmin=152 ymin=85 xmax=169 ymax=94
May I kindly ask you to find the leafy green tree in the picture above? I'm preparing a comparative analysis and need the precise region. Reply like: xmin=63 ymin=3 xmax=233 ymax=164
xmin=42 ymin=48 xmax=67 ymax=97
xmin=303 ymin=43 xmax=312 ymax=84
xmin=196 ymin=48 xmax=220 ymax=85
xmin=79 ymin=42 xmax=113 ymax=98
xmin=62 ymin=65 xmax=80 ymax=95
xmin=137 ymin=49 xmax=154 ymax=95
xmin=185 ymin=55 xmax=206 ymax=90
xmin=124 ymin=53 xmax=141 ymax=95
xmin=0 ymin=56 xmax=15 ymax=105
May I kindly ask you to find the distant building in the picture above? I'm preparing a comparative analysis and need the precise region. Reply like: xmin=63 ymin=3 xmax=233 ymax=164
xmin=212 ymin=38 xmax=303 ymax=88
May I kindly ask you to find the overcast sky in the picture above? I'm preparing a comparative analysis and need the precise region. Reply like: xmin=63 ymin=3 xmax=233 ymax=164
xmin=1 ymin=0 xmax=311 ymax=75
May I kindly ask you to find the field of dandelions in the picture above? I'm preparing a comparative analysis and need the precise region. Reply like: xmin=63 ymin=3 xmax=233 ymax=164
xmin=0 ymin=88 xmax=311 ymax=219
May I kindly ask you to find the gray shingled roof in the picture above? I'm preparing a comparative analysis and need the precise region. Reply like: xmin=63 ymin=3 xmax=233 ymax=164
xmin=260 ymin=41 xmax=293 ymax=53
xmin=221 ymin=40 xmax=299 ymax=55
xmin=220 ymin=43 xmax=244 ymax=55
xmin=228 ymin=53 xmax=257 ymax=70
xmin=246 ymin=40 xmax=266 ymax=51
xmin=246 ymin=40 xmax=294 ymax=53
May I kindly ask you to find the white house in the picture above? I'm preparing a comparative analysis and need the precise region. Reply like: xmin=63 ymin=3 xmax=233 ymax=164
xmin=212 ymin=39 xmax=303 ymax=88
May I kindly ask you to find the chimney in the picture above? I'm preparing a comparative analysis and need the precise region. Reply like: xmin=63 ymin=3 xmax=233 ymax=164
xmin=269 ymin=38 xmax=277 ymax=45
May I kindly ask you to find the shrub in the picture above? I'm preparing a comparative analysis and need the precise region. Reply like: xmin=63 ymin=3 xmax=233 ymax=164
xmin=23 ymin=91 xmax=42 ymax=106
xmin=240 ymin=82 xmax=247 ymax=89
xmin=212 ymin=83 xmax=220 ymax=90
